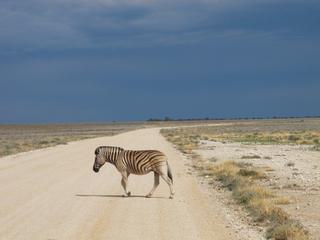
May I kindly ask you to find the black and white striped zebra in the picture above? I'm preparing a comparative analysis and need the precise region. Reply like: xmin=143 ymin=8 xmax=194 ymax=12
xmin=93 ymin=146 xmax=174 ymax=199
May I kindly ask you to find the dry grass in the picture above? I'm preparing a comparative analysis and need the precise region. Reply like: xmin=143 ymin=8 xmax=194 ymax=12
xmin=161 ymin=121 xmax=314 ymax=240
xmin=207 ymin=130 xmax=320 ymax=148
xmin=312 ymin=144 xmax=320 ymax=151
xmin=0 ymin=119 xmax=232 ymax=157
xmin=0 ymin=123 xmax=145 ymax=157
xmin=285 ymin=161 xmax=295 ymax=167
xmin=161 ymin=118 xmax=320 ymax=151
xmin=266 ymin=221 xmax=309 ymax=240
xmin=235 ymin=131 xmax=320 ymax=146
xmin=0 ymin=136 xmax=80 ymax=156
xmin=241 ymin=155 xmax=262 ymax=159
xmin=212 ymin=161 xmax=308 ymax=240
xmin=283 ymin=183 xmax=302 ymax=190
xmin=272 ymin=197 xmax=291 ymax=205
xmin=161 ymin=130 xmax=200 ymax=154
xmin=187 ymin=156 xmax=304 ymax=239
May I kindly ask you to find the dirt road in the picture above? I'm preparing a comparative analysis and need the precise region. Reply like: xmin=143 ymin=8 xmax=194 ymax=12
xmin=0 ymin=128 xmax=235 ymax=240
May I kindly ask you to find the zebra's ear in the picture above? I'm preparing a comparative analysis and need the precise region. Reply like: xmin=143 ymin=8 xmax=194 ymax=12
xmin=95 ymin=147 xmax=100 ymax=155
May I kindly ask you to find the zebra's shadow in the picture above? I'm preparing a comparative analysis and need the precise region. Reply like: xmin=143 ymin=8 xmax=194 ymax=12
xmin=75 ymin=194 xmax=167 ymax=199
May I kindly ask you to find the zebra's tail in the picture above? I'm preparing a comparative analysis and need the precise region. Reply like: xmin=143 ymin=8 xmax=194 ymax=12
xmin=167 ymin=161 xmax=173 ymax=184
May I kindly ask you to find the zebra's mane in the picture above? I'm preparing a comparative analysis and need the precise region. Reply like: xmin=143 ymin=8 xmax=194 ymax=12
xmin=95 ymin=146 xmax=124 ymax=155
xmin=106 ymin=146 xmax=124 ymax=152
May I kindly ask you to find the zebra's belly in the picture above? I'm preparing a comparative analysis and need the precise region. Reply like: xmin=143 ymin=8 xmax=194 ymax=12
xmin=128 ymin=168 xmax=153 ymax=175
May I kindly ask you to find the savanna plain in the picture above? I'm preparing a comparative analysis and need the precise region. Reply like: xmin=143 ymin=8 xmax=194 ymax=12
xmin=0 ymin=118 xmax=319 ymax=240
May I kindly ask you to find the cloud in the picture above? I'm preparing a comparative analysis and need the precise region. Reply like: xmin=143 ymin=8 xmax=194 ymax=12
xmin=0 ymin=0 xmax=319 ymax=55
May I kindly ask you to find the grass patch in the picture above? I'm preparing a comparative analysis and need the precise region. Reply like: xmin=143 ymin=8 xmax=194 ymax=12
xmin=212 ymin=161 xmax=308 ymax=240
xmin=241 ymin=155 xmax=262 ymax=159
xmin=285 ymin=161 xmax=295 ymax=167
xmin=311 ymin=144 xmax=320 ymax=151
xmin=273 ymin=197 xmax=291 ymax=205
xmin=161 ymin=119 xmax=320 ymax=149
xmin=215 ymin=131 xmax=320 ymax=146
xmin=161 ymin=128 xmax=201 ymax=153
xmin=238 ymin=168 xmax=263 ymax=177
xmin=266 ymin=221 xmax=309 ymax=240
xmin=208 ymin=157 xmax=218 ymax=162
xmin=283 ymin=183 xmax=301 ymax=190
xmin=0 ymin=123 xmax=146 ymax=157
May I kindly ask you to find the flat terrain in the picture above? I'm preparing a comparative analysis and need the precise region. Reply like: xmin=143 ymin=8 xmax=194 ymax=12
xmin=0 ymin=128 xmax=235 ymax=240
xmin=0 ymin=120 xmax=224 ymax=157
xmin=161 ymin=118 xmax=320 ymax=240
xmin=0 ymin=122 xmax=144 ymax=157
xmin=195 ymin=140 xmax=320 ymax=238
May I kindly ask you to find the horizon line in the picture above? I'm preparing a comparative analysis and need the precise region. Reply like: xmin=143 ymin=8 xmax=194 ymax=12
xmin=0 ymin=115 xmax=319 ymax=125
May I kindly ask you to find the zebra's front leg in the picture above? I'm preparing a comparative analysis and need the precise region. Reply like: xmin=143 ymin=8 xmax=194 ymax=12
xmin=121 ymin=172 xmax=131 ymax=197
xmin=146 ymin=172 xmax=159 ymax=198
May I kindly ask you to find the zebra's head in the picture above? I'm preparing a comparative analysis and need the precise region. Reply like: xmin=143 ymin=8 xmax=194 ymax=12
xmin=93 ymin=146 xmax=106 ymax=173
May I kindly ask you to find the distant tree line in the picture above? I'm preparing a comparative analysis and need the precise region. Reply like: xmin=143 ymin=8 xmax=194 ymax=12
xmin=147 ymin=115 xmax=320 ymax=122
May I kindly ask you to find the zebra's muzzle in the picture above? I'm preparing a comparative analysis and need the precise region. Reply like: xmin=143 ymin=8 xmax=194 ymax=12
xmin=93 ymin=166 xmax=100 ymax=173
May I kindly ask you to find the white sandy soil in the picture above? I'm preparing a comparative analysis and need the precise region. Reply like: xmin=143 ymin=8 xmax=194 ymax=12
xmin=195 ymin=140 xmax=320 ymax=239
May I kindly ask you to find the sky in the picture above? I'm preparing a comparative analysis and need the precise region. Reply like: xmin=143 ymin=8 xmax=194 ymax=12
xmin=0 ymin=0 xmax=319 ymax=123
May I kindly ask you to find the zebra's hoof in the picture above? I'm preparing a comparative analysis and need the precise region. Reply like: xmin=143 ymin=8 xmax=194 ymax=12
xmin=169 ymin=195 xmax=174 ymax=199
xmin=122 ymin=193 xmax=131 ymax=197
xmin=146 ymin=194 xmax=152 ymax=198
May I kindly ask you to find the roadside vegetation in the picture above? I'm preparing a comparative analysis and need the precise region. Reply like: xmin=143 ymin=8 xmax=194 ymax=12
xmin=0 ymin=119 xmax=223 ymax=157
xmin=160 ymin=118 xmax=319 ymax=240
xmin=202 ymin=131 xmax=320 ymax=147
xmin=162 ymin=118 xmax=320 ymax=151
xmin=213 ymin=161 xmax=308 ymax=240
xmin=0 ymin=123 xmax=144 ymax=157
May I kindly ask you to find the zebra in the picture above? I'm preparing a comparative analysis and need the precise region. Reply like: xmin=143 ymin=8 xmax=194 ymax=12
xmin=93 ymin=146 xmax=175 ymax=199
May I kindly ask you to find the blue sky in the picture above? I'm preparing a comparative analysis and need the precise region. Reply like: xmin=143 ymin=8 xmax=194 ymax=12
xmin=0 ymin=0 xmax=319 ymax=123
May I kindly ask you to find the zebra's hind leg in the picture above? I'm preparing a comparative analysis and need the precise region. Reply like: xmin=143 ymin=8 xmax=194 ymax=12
xmin=121 ymin=172 xmax=131 ymax=197
xmin=146 ymin=172 xmax=160 ymax=198
xmin=160 ymin=173 xmax=175 ymax=199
